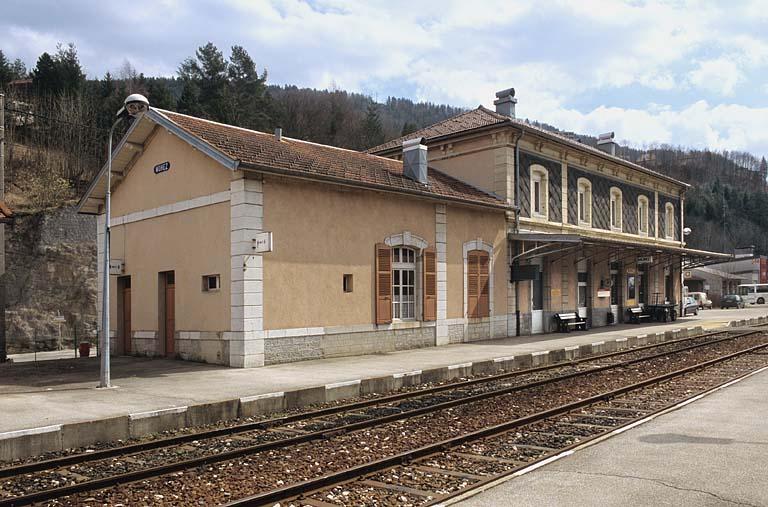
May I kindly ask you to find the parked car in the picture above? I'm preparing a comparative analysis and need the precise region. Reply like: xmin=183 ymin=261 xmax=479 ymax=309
xmin=689 ymin=292 xmax=712 ymax=309
xmin=682 ymin=296 xmax=699 ymax=316
xmin=721 ymin=294 xmax=746 ymax=309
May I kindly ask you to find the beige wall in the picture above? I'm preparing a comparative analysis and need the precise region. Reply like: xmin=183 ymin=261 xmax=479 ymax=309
xmin=429 ymin=147 xmax=496 ymax=196
xmin=109 ymin=201 xmax=231 ymax=333
xmin=262 ymin=176 xmax=508 ymax=330
xmin=111 ymin=128 xmax=231 ymax=217
xmin=445 ymin=206 xmax=507 ymax=319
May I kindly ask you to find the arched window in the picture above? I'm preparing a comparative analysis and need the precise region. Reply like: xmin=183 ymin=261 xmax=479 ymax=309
xmin=530 ymin=165 xmax=549 ymax=219
xmin=610 ymin=187 xmax=622 ymax=231
xmin=392 ymin=247 xmax=416 ymax=319
xmin=638 ymin=195 xmax=649 ymax=236
xmin=577 ymin=177 xmax=592 ymax=227
xmin=665 ymin=203 xmax=675 ymax=239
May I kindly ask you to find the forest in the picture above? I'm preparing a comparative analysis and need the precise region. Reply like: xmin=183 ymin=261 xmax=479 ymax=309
xmin=2 ymin=42 xmax=767 ymax=254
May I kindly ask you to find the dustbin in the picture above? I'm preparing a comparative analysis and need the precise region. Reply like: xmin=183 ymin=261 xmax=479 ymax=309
xmin=78 ymin=342 xmax=91 ymax=358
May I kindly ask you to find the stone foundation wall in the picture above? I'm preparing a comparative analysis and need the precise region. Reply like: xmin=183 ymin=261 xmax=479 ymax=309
xmin=264 ymin=325 xmax=436 ymax=365
xmin=591 ymin=307 xmax=611 ymax=328
xmin=176 ymin=331 xmax=229 ymax=365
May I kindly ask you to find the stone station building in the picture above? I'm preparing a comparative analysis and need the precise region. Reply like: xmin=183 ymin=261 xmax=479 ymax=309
xmin=78 ymin=90 xmax=729 ymax=367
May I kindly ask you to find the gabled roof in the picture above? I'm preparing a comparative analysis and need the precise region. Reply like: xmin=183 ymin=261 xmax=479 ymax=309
xmin=77 ymin=109 xmax=510 ymax=214
xmin=368 ymin=106 xmax=688 ymax=189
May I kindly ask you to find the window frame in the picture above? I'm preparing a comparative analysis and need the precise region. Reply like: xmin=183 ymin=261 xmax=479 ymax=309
xmin=392 ymin=246 xmax=417 ymax=321
xmin=638 ymin=195 xmax=650 ymax=236
xmin=530 ymin=165 xmax=549 ymax=220
xmin=202 ymin=274 xmax=221 ymax=292
xmin=577 ymin=177 xmax=592 ymax=227
xmin=609 ymin=187 xmax=622 ymax=232
xmin=665 ymin=202 xmax=675 ymax=240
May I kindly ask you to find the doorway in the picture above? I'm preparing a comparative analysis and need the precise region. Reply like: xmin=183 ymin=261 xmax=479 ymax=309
xmin=159 ymin=271 xmax=176 ymax=357
xmin=117 ymin=276 xmax=131 ymax=355
xmin=610 ymin=262 xmax=620 ymax=324
xmin=577 ymin=260 xmax=588 ymax=319
xmin=531 ymin=261 xmax=544 ymax=334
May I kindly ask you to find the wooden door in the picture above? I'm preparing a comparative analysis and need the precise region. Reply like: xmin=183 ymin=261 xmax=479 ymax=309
xmin=165 ymin=278 xmax=175 ymax=357
xmin=122 ymin=287 xmax=131 ymax=355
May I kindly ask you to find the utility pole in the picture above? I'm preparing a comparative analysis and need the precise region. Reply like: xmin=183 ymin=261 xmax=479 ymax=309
xmin=0 ymin=93 xmax=7 ymax=363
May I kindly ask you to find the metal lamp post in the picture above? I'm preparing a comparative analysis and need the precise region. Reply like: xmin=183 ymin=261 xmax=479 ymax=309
xmin=100 ymin=94 xmax=150 ymax=388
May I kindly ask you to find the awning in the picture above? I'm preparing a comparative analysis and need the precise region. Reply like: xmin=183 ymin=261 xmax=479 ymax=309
xmin=508 ymin=231 xmax=732 ymax=268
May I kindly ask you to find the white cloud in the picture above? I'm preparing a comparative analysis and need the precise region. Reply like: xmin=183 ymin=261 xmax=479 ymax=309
xmin=688 ymin=58 xmax=745 ymax=96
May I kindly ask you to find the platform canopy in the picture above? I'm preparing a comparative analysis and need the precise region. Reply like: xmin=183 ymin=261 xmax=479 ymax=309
xmin=508 ymin=231 xmax=733 ymax=269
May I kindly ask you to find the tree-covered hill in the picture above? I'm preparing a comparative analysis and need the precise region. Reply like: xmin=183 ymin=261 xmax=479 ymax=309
xmin=1 ymin=42 xmax=767 ymax=254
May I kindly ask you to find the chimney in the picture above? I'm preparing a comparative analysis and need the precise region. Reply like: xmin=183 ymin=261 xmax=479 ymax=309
xmin=274 ymin=127 xmax=282 ymax=142
xmin=494 ymin=88 xmax=517 ymax=118
xmin=596 ymin=131 xmax=616 ymax=156
xmin=402 ymin=137 xmax=428 ymax=185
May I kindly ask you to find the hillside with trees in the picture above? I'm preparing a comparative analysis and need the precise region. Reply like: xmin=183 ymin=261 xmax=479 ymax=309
xmin=2 ymin=42 xmax=767 ymax=255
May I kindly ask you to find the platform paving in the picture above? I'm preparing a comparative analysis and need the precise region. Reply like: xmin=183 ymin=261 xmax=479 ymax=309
xmin=0 ymin=308 xmax=766 ymax=459
xmin=456 ymin=360 xmax=768 ymax=506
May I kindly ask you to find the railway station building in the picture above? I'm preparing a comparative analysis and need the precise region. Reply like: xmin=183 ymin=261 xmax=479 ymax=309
xmin=78 ymin=89 xmax=729 ymax=368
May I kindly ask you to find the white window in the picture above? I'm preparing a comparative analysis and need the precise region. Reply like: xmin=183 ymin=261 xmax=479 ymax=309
xmin=577 ymin=178 xmax=592 ymax=226
xmin=665 ymin=202 xmax=675 ymax=239
xmin=530 ymin=165 xmax=548 ymax=219
xmin=610 ymin=187 xmax=622 ymax=231
xmin=638 ymin=195 xmax=649 ymax=236
xmin=392 ymin=247 xmax=416 ymax=319
xmin=202 ymin=274 xmax=220 ymax=292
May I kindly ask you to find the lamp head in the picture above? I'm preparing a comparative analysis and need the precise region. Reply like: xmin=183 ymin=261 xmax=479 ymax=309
xmin=116 ymin=94 xmax=150 ymax=118
xmin=683 ymin=227 xmax=692 ymax=236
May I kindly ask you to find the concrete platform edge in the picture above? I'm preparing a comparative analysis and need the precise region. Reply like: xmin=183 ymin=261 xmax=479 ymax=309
xmin=1 ymin=317 xmax=764 ymax=461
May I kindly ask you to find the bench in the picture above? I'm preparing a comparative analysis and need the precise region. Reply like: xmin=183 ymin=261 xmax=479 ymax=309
xmin=554 ymin=312 xmax=588 ymax=332
xmin=627 ymin=307 xmax=652 ymax=324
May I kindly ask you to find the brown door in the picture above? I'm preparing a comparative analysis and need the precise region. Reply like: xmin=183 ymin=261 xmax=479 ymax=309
xmin=165 ymin=273 xmax=175 ymax=357
xmin=122 ymin=286 xmax=131 ymax=355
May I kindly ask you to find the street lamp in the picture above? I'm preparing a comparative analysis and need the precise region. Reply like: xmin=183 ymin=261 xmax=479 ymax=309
xmin=100 ymin=94 xmax=149 ymax=388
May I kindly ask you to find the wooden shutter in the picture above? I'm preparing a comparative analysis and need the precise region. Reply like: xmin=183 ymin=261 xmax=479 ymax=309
xmin=477 ymin=251 xmax=490 ymax=318
xmin=467 ymin=251 xmax=479 ymax=318
xmin=423 ymin=248 xmax=437 ymax=321
xmin=467 ymin=250 xmax=490 ymax=318
xmin=375 ymin=243 xmax=392 ymax=324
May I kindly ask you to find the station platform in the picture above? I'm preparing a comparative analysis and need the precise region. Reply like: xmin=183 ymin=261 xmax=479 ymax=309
xmin=1 ymin=308 xmax=767 ymax=460
xmin=456 ymin=359 xmax=768 ymax=506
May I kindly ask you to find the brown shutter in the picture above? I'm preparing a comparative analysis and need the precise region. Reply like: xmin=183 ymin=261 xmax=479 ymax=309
xmin=467 ymin=251 xmax=479 ymax=318
xmin=423 ymin=248 xmax=437 ymax=321
xmin=477 ymin=251 xmax=490 ymax=318
xmin=375 ymin=243 xmax=392 ymax=324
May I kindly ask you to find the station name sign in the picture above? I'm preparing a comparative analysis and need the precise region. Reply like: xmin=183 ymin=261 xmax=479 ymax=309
xmin=153 ymin=161 xmax=171 ymax=174
xmin=637 ymin=256 xmax=653 ymax=264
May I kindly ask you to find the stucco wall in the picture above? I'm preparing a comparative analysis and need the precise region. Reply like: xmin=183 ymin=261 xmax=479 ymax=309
xmin=262 ymin=176 xmax=438 ymax=330
xmin=429 ymin=143 xmax=497 ymax=196
xmin=111 ymin=128 xmax=231 ymax=217
xmin=108 ymin=201 xmax=231 ymax=335
xmin=445 ymin=206 xmax=507 ymax=319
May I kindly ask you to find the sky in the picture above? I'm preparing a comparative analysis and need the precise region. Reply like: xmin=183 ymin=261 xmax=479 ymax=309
xmin=3 ymin=0 xmax=768 ymax=158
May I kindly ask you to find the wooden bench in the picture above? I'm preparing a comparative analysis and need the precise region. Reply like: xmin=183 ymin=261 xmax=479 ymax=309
xmin=554 ymin=312 xmax=588 ymax=332
xmin=627 ymin=307 xmax=652 ymax=324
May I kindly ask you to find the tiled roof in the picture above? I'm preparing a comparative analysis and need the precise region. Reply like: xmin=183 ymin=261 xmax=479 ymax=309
xmin=367 ymin=107 xmax=507 ymax=153
xmin=368 ymin=106 xmax=687 ymax=188
xmin=156 ymin=110 xmax=509 ymax=209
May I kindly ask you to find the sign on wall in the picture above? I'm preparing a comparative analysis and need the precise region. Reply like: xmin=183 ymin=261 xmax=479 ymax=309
xmin=153 ymin=161 xmax=171 ymax=174
xmin=252 ymin=232 xmax=273 ymax=253
xmin=637 ymin=256 xmax=653 ymax=264
xmin=109 ymin=259 xmax=125 ymax=275
xmin=597 ymin=290 xmax=611 ymax=298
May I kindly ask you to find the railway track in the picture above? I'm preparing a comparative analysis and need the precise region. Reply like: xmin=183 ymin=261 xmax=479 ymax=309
xmin=1 ymin=329 xmax=765 ymax=506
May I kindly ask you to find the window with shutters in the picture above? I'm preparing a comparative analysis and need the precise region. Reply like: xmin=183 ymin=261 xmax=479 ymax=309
xmin=638 ymin=195 xmax=649 ymax=236
xmin=392 ymin=247 xmax=416 ymax=320
xmin=530 ymin=165 xmax=548 ymax=219
xmin=610 ymin=187 xmax=622 ymax=231
xmin=577 ymin=177 xmax=592 ymax=227
xmin=665 ymin=202 xmax=675 ymax=239
xmin=467 ymin=250 xmax=490 ymax=318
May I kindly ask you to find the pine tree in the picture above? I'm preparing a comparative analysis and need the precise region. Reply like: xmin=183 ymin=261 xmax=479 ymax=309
xmin=179 ymin=42 xmax=228 ymax=121
xmin=401 ymin=121 xmax=418 ymax=136
xmin=32 ymin=52 xmax=61 ymax=95
xmin=54 ymin=43 xmax=85 ymax=94
xmin=0 ymin=50 xmax=11 ymax=89
xmin=361 ymin=103 xmax=384 ymax=149
xmin=225 ymin=45 xmax=270 ymax=130
xmin=147 ymin=79 xmax=176 ymax=110
xmin=176 ymin=78 xmax=202 ymax=116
